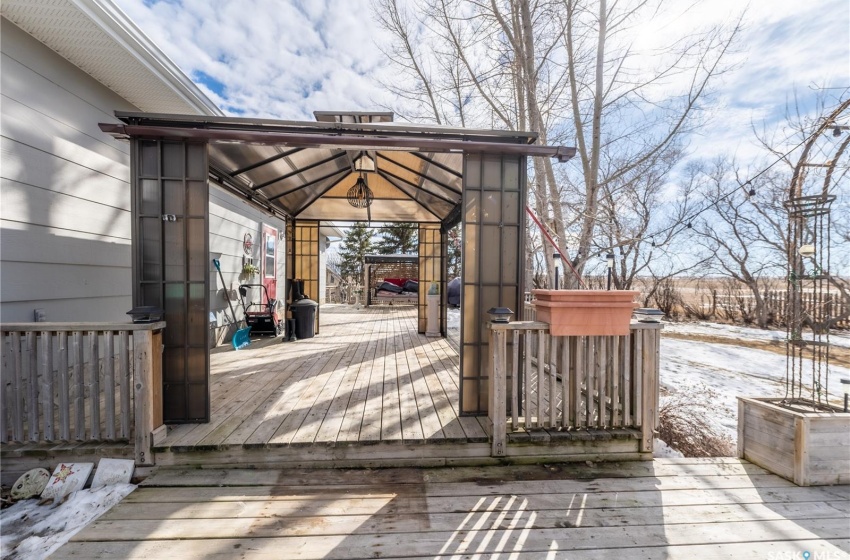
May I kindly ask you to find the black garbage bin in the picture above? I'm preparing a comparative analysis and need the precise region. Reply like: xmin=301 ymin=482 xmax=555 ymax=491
xmin=290 ymin=298 xmax=318 ymax=339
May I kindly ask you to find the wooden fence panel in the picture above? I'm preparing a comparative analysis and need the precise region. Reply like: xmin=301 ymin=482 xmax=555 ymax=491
xmin=26 ymin=332 xmax=38 ymax=441
xmin=104 ymin=331 xmax=115 ymax=440
xmin=1 ymin=323 xmax=163 ymax=465
xmin=88 ymin=331 xmax=100 ymax=440
xmin=58 ymin=332 xmax=70 ymax=441
xmin=41 ymin=331 xmax=54 ymax=442
xmin=119 ymin=331 xmax=132 ymax=439
xmin=73 ymin=331 xmax=85 ymax=440
xmin=488 ymin=321 xmax=663 ymax=457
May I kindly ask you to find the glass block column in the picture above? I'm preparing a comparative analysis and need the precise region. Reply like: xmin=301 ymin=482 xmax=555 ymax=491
xmin=460 ymin=154 xmax=525 ymax=415
xmin=133 ymin=139 xmax=209 ymax=423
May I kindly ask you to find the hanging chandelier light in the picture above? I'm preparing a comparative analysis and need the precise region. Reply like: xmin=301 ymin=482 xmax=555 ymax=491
xmin=347 ymin=171 xmax=373 ymax=208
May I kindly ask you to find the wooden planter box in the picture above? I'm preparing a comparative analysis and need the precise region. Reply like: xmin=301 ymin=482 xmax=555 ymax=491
xmin=530 ymin=289 xmax=639 ymax=336
xmin=737 ymin=397 xmax=850 ymax=486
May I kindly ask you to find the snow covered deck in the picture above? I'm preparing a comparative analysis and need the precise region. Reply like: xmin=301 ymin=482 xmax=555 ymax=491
xmin=52 ymin=458 xmax=850 ymax=559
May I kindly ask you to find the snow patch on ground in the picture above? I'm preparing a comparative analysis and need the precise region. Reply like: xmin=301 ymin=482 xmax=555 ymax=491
xmin=1 ymin=483 xmax=135 ymax=560
xmin=653 ymin=438 xmax=684 ymax=458
xmin=659 ymin=335 xmax=850 ymax=442
xmin=447 ymin=307 xmax=460 ymax=330
xmin=664 ymin=321 xmax=850 ymax=348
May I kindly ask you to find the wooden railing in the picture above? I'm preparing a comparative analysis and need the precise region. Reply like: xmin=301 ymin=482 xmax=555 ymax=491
xmin=1 ymin=322 xmax=165 ymax=465
xmin=487 ymin=321 xmax=662 ymax=457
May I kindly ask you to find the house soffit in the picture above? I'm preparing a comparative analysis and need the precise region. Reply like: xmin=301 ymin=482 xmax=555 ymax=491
xmin=2 ymin=0 xmax=220 ymax=115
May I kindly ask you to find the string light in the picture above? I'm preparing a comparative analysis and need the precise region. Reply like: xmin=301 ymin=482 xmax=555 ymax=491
xmin=594 ymin=111 xmax=843 ymax=255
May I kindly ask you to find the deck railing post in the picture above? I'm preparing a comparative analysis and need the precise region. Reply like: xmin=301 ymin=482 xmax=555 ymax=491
xmin=133 ymin=329 xmax=155 ymax=466
xmin=638 ymin=325 xmax=662 ymax=452
xmin=1 ymin=321 xmax=164 ymax=457
xmin=488 ymin=324 xmax=507 ymax=457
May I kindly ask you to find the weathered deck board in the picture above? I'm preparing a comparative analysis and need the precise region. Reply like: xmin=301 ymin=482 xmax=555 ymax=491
xmin=55 ymin=459 xmax=850 ymax=560
xmin=156 ymin=306 xmax=484 ymax=452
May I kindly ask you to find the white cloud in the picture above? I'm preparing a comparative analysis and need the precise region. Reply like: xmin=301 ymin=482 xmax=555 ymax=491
xmin=114 ymin=0 xmax=396 ymax=119
xmin=112 ymin=0 xmax=847 ymax=155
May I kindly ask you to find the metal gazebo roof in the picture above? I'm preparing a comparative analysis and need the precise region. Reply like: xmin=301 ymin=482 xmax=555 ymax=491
xmin=100 ymin=111 xmax=575 ymax=223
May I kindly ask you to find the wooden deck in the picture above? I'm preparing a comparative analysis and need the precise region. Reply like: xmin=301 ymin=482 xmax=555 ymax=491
xmin=155 ymin=305 xmax=495 ymax=467
xmin=53 ymin=458 xmax=850 ymax=559
xmin=0 ymin=305 xmax=645 ymax=482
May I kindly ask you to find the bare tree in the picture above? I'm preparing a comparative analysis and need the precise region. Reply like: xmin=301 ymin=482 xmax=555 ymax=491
xmin=691 ymin=158 xmax=789 ymax=327
xmin=372 ymin=0 xmax=741 ymax=287
xmin=589 ymin=148 xmax=710 ymax=295
xmin=559 ymin=1 xmax=741 ymax=283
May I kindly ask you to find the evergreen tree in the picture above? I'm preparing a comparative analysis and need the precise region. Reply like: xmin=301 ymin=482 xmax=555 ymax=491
xmin=376 ymin=223 xmax=418 ymax=254
xmin=447 ymin=225 xmax=461 ymax=278
xmin=338 ymin=222 xmax=374 ymax=287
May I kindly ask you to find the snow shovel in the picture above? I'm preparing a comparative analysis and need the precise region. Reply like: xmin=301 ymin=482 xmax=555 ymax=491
xmin=212 ymin=259 xmax=251 ymax=350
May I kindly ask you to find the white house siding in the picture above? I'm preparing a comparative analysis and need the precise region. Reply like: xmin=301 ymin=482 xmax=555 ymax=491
xmin=208 ymin=181 xmax=286 ymax=345
xmin=1 ymin=19 xmax=137 ymax=322
xmin=1 ymin=18 xmax=288 ymax=336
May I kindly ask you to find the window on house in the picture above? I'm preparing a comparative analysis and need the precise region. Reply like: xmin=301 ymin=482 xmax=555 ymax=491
xmin=265 ymin=234 xmax=275 ymax=277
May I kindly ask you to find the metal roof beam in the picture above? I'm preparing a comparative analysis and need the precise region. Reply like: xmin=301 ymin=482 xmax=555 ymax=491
xmin=291 ymin=172 xmax=352 ymax=217
xmin=267 ymin=167 xmax=350 ymax=202
xmin=208 ymin=163 xmax=291 ymax=219
xmin=376 ymin=153 xmax=462 ymax=196
xmin=113 ymin=111 xmax=538 ymax=141
xmin=231 ymin=147 xmax=304 ymax=176
xmin=100 ymin=123 xmax=575 ymax=161
xmin=251 ymin=151 xmax=348 ymax=191
xmin=377 ymin=167 xmax=458 ymax=206
xmin=411 ymin=152 xmax=463 ymax=179
xmin=441 ymin=203 xmax=462 ymax=233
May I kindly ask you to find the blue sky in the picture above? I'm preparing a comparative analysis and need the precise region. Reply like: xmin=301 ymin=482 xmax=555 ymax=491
xmin=112 ymin=0 xmax=848 ymax=275
xmin=114 ymin=0 xmax=849 ymax=164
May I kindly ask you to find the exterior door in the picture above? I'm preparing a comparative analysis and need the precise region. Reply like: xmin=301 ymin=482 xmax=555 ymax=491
xmin=262 ymin=225 xmax=278 ymax=304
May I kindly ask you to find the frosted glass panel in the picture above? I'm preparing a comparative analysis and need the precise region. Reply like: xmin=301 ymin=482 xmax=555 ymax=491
xmin=481 ymin=226 xmax=501 ymax=283
xmin=503 ymin=192 xmax=519 ymax=222
xmin=482 ymin=192 xmax=500 ymax=222
xmin=163 ymin=348 xmax=185 ymax=384
xmin=163 ymin=180 xmax=184 ymax=215
xmin=482 ymin=157 xmax=501 ymax=189
xmin=503 ymin=158 xmax=520 ymax=190
xmin=187 ymin=219 xmax=206 ymax=281
xmin=164 ymin=221 xmax=184 ymax=282
xmin=140 ymin=142 xmax=158 ymax=177
xmin=163 ymin=282 xmax=185 ymax=347
xmin=140 ymin=218 xmax=161 ymax=281
xmin=187 ymin=181 xmax=206 ymax=216
xmin=186 ymin=143 xmax=206 ymax=179
xmin=162 ymin=142 xmax=184 ymax=177
xmin=141 ymin=180 xmax=159 ymax=216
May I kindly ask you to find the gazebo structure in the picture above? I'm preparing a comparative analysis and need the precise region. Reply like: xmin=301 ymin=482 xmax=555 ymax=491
xmin=100 ymin=111 xmax=575 ymax=422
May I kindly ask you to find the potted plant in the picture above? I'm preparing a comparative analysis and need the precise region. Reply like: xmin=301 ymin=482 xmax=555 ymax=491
xmin=241 ymin=262 xmax=259 ymax=278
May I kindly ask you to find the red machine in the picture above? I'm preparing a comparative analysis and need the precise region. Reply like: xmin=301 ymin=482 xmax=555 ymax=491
xmin=238 ymin=284 xmax=282 ymax=336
